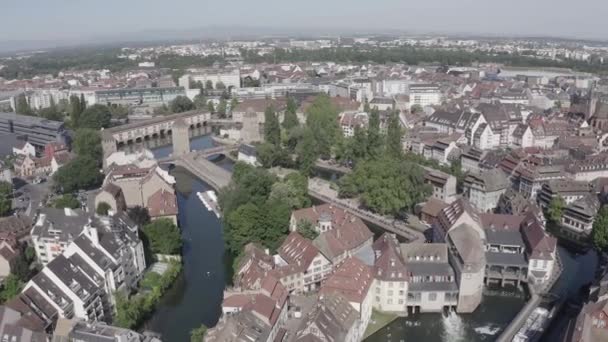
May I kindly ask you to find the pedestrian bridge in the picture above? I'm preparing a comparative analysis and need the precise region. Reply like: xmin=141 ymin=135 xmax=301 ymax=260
xmin=158 ymin=145 xmax=238 ymax=191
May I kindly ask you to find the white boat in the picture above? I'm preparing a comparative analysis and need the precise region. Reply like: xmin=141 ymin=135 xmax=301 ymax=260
xmin=197 ymin=191 xmax=221 ymax=218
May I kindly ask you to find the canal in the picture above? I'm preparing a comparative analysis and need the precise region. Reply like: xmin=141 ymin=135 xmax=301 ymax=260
xmin=143 ymin=134 xmax=228 ymax=342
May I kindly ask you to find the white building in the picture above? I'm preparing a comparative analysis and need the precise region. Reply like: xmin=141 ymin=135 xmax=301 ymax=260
xmin=179 ymin=69 xmax=241 ymax=90
xmin=409 ymin=84 xmax=442 ymax=109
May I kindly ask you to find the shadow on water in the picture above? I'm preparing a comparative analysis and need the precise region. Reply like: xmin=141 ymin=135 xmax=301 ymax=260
xmin=145 ymin=162 xmax=228 ymax=341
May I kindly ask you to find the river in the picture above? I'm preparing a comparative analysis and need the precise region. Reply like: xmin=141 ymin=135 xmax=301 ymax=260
xmin=140 ymin=133 xmax=599 ymax=342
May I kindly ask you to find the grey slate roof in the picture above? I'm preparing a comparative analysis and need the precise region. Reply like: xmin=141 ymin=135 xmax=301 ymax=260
xmin=485 ymin=252 xmax=528 ymax=267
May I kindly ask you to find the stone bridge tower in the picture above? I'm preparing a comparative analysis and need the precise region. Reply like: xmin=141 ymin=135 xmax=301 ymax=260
xmin=172 ymin=118 xmax=190 ymax=157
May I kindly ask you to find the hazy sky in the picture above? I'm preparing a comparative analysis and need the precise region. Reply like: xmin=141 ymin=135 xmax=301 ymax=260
xmin=3 ymin=0 xmax=607 ymax=42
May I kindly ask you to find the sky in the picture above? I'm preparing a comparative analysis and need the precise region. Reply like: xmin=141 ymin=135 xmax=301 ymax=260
xmin=2 ymin=0 xmax=607 ymax=43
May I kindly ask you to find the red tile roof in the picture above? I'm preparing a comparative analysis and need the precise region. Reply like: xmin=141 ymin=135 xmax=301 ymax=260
xmin=320 ymin=257 xmax=373 ymax=304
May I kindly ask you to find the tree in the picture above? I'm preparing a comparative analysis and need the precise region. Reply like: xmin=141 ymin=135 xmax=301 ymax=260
xmin=38 ymin=97 xmax=62 ymax=121
xmin=169 ymin=96 xmax=194 ymax=113
xmin=109 ymin=104 xmax=129 ymax=119
xmin=385 ymin=111 xmax=403 ymax=159
xmin=593 ymin=206 xmax=608 ymax=251
xmin=367 ymin=107 xmax=383 ymax=158
xmin=73 ymin=129 xmax=102 ymax=163
xmin=190 ymin=324 xmax=208 ymax=342
xmin=411 ymin=104 xmax=423 ymax=113
xmin=79 ymin=104 xmax=111 ymax=129
xmin=352 ymin=126 xmax=368 ymax=162
xmin=339 ymin=156 xmax=430 ymax=215
xmin=80 ymin=93 xmax=87 ymax=113
xmin=547 ymin=196 xmax=566 ymax=224
xmin=128 ymin=206 xmax=151 ymax=226
xmin=282 ymin=97 xmax=299 ymax=129
xmin=51 ymin=194 xmax=80 ymax=209
xmin=305 ymin=95 xmax=339 ymax=159
xmin=53 ymin=156 xmax=103 ymax=193
xmin=297 ymin=220 xmax=318 ymax=240
xmin=296 ymin=128 xmax=318 ymax=176
xmin=193 ymin=89 xmax=207 ymax=109
xmin=215 ymin=81 xmax=226 ymax=90
xmin=207 ymin=101 xmax=215 ymax=113
xmin=269 ymin=173 xmax=311 ymax=209
xmin=205 ymin=80 xmax=214 ymax=90
xmin=15 ymin=94 xmax=33 ymax=115
xmin=69 ymin=95 xmax=82 ymax=127
xmin=0 ymin=181 xmax=11 ymax=217
xmin=0 ymin=275 xmax=23 ymax=303
xmin=230 ymin=98 xmax=239 ymax=115
xmin=97 ymin=202 xmax=111 ymax=216
xmin=142 ymin=219 xmax=182 ymax=255
xmin=264 ymin=106 xmax=281 ymax=146
xmin=217 ymin=98 xmax=227 ymax=118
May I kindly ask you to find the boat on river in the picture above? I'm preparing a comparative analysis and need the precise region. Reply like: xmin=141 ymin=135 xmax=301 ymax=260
xmin=197 ymin=191 xmax=221 ymax=218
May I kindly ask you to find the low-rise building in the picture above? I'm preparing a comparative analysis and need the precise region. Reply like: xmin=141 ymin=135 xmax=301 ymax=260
xmin=423 ymin=168 xmax=457 ymax=204
xmin=294 ymin=293 xmax=361 ymax=342
xmin=400 ymin=243 xmax=458 ymax=313
xmin=559 ymin=194 xmax=601 ymax=242
xmin=463 ymin=169 xmax=509 ymax=213
xmin=237 ymin=144 xmax=258 ymax=166
xmin=371 ymin=234 xmax=409 ymax=313
xmin=320 ymin=257 xmax=373 ymax=338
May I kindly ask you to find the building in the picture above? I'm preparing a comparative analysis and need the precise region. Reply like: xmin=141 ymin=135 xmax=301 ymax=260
xmin=95 ymin=87 xmax=186 ymax=108
xmin=290 ymin=204 xmax=373 ymax=265
xmin=220 ymin=275 xmax=288 ymax=342
xmin=319 ymin=257 xmax=373 ymax=338
xmin=537 ymin=179 xmax=591 ymax=209
xmin=12 ymin=141 xmax=36 ymax=157
xmin=0 ymin=215 xmax=32 ymax=246
xmin=463 ymin=169 xmax=509 ymax=213
xmin=559 ymin=194 xmax=601 ymax=242
xmin=521 ymin=213 xmax=557 ymax=287
xmin=237 ymin=144 xmax=258 ymax=166
xmin=446 ymin=223 xmax=486 ymax=313
xmin=0 ymin=113 xmax=68 ymax=153
xmin=423 ymin=168 xmax=457 ymax=204
xmin=99 ymin=164 xmax=175 ymax=209
xmin=147 ymin=189 xmax=178 ymax=224
xmin=371 ymin=234 xmax=409 ymax=313
xmin=294 ymin=293 xmax=361 ymax=342
xmin=0 ymin=241 xmax=20 ymax=279
xmin=23 ymin=212 xmax=145 ymax=323
xmin=400 ymin=243 xmax=458 ymax=313
xmin=409 ymin=84 xmax=442 ymax=109
xmin=31 ymin=208 xmax=90 ymax=266
xmin=271 ymin=232 xmax=332 ymax=293
xmin=0 ymin=305 xmax=48 ymax=342
xmin=339 ymin=112 xmax=368 ymax=137
xmin=53 ymin=318 xmax=162 ymax=342
xmin=179 ymin=69 xmax=241 ymax=90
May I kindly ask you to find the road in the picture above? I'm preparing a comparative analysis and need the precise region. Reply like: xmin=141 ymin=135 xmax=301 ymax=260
xmin=12 ymin=178 xmax=53 ymax=219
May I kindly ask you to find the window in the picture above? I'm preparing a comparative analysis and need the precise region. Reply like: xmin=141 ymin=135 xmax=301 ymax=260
xmin=388 ymin=290 xmax=393 ymax=296
xmin=429 ymin=293 xmax=437 ymax=301
xmin=387 ymin=299 xmax=393 ymax=304
xmin=398 ymin=299 xmax=404 ymax=304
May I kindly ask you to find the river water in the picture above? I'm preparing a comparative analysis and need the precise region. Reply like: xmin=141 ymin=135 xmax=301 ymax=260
xmin=140 ymin=133 xmax=599 ymax=342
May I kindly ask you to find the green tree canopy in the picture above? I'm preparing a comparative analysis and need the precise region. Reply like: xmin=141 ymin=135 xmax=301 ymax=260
xmin=339 ymin=156 xmax=430 ymax=215
xmin=142 ymin=218 xmax=182 ymax=255
xmin=51 ymin=194 xmax=80 ymax=209
xmin=269 ymin=172 xmax=311 ymax=210
xmin=128 ymin=206 xmax=151 ymax=226
xmin=547 ymin=196 xmax=566 ymax=224
xmin=169 ymin=96 xmax=195 ymax=113
xmin=190 ymin=324 xmax=208 ymax=342
xmin=385 ymin=111 xmax=403 ymax=159
xmin=217 ymin=98 xmax=227 ymax=118
xmin=53 ymin=156 xmax=103 ymax=193
xmin=193 ymin=89 xmax=207 ymax=109
xmin=0 ymin=275 xmax=23 ymax=303
xmin=96 ymin=202 xmax=111 ymax=216
xmin=296 ymin=128 xmax=318 ymax=175
xmin=367 ymin=107 xmax=383 ymax=158
xmin=592 ymin=206 xmax=608 ymax=251
xmin=15 ymin=94 xmax=33 ymax=115
xmin=305 ymin=95 xmax=339 ymax=159
xmin=264 ymin=106 xmax=281 ymax=147
xmin=0 ymin=181 xmax=12 ymax=217
xmin=79 ymin=104 xmax=111 ymax=129
xmin=297 ymin=220 xmax=318 ymax=240
xmin=73 ymin=129 xmax=102 ymax=164
xmin=282 ymin=97 xmax=299 ymax=130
